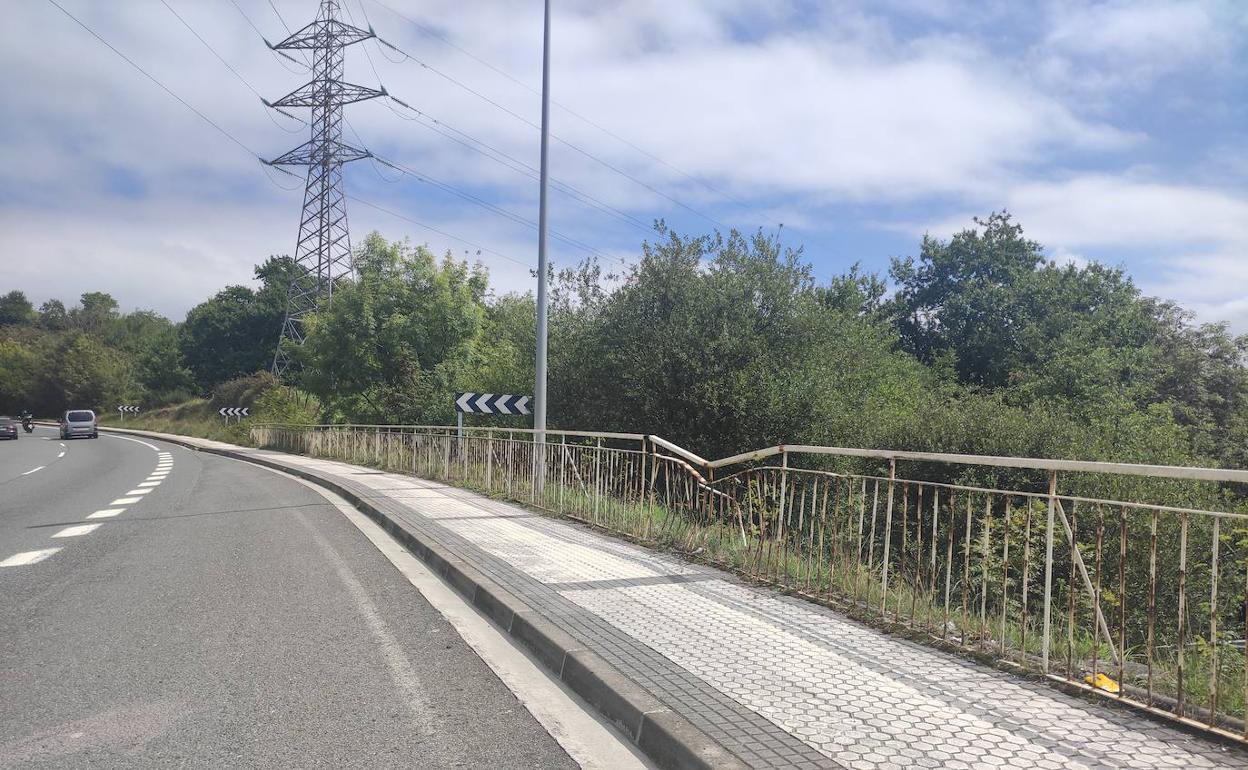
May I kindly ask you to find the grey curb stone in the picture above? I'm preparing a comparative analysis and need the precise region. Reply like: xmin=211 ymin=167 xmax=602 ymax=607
xmin=109 ymin=429 xmax=750 ymax=770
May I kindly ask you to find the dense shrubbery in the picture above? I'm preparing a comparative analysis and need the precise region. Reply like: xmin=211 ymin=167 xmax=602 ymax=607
xmin=3 ymin=214 xmax=1246 ymax=472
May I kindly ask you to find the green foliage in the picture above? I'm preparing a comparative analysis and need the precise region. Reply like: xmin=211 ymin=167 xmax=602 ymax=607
xmin=0 ymin=290 xmax=37 ymax=326
xmin=298 ymin=233 xmax=496 ymax=424
xmin=3 ymin=216 xmax=1246 ymax=481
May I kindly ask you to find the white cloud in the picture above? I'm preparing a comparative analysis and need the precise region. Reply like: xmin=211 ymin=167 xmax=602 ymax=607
xmin=0 ymin=0 xmax=1245 ymax=333
xmin=923 ymin=174 xmax=1248 ymax=329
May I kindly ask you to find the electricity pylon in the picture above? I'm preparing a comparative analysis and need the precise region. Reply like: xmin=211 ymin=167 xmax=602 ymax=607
xmin=266 ymin=0 xmax=384 ymax=376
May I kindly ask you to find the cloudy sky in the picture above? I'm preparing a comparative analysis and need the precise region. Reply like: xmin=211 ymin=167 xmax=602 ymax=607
xmin=2 ymin=0 xmax=1246 ymax=328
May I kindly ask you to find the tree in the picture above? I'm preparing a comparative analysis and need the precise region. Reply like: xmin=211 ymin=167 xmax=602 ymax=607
xmin=180 ymin=285 xmax=281 ymax=390
xmin=72 ymin=291 xmax=121 ymax=336
xmin=300 ymin=232 xmax=491 ymax=423
xmin=39 ymin=299 xmax=69 ymax=331
xmin=0 ymin=290 xmax=36 ymax=326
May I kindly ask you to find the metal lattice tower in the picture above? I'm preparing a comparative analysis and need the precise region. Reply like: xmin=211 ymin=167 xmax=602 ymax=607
xmin=266 ymin=0 xmax=384 ymax=376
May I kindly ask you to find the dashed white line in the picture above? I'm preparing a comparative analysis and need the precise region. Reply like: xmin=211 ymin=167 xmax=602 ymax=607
xmin=57 ymin=451 xmax=66 ymax=458
xmin=137 ymin=481 xmax=160 ymax=488
xmin=88 ymin=508 xmax=125 ymax=519
xmin=111 ymin=497 xmax=142 ymax=505
xmin=21 ymin=466 xmax=45 ymax=476
xmin=52 ymin=524 xmax=101 ymax=538
xmin=0 ymin=548 xmax=62 ymax=567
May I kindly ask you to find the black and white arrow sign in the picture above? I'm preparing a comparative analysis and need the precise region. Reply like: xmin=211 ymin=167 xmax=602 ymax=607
xmin=454 ymin=393 xmax=531 ymax=416
xmin=117 ymin=405 xmax=140 ymax=413
xmin=218 ymin=407 xmax=250 ymax=417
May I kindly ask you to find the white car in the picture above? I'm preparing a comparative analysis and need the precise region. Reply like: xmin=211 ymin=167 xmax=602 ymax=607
xmin=60 ymin=409 xmax=99 ymax=439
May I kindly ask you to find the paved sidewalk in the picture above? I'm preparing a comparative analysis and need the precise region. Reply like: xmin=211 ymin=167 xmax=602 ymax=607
xmin=136 ymin=432 xmax=1247 ymax=770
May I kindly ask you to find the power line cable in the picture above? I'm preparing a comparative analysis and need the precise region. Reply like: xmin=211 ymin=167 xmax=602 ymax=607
xmin=372 ymin=34 xmax=730 ymax=231
xmin=223 ymin=0 xmax=309 ymax=72
xmin=160 ymin=0 xmax=305 ymax=133
xmin=369 ymin=153 xmax=611 ymax=261
xmin=347 ymin=194 xmax=532 ymax=268
xmin=366 ymin=0 xmax=756 ymax=226
xmin=42 ymin=0 xmax=531 ymax=273
xmin=384 ymin=95 xmax=652 ymax=234
xmin=45 ymin=0 xmax=262 ymax=160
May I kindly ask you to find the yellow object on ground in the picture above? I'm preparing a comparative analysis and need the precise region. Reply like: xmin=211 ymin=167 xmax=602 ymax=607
xmin=1086 ymin=672 xmax=1121 ymax=693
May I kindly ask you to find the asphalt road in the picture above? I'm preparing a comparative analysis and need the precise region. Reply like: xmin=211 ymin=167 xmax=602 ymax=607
xmin=0 ymin=425 xmax=583 ymax=769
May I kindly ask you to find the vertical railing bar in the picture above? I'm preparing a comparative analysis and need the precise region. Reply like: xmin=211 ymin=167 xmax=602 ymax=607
xmin=1177 ymin=512 xmax=1189 ymax=718
xmin=897 ymin=481 xmax=908 ymax=623
xmin=1208 ymin=515 xmax=1220 ymax=726
xmin=1117 ymin=506 xmax=1126 ymax=700
xmin=1067 ymin=501 xmax=1078 ymax=681
xmin=912 ymin=484 xmax=924 ymax=627
xmin=962 ymin=492 xmax=972 ymax=645
xmin=1042 ymin=470 xmax=1058 ymax=673
xmin=980 ymin=494 xmax=991 ymax=641
xmin=879 ymin=460 xmax=896 ymax=616
xmin=1000 ymin=498 xmax=1011 ymax=655
xmin=1092 ymin=505 xmax=1104 ymax=687
xmin=928 ymin=487 xmax=940 ymax=636
xmin=943 ymin=489 xmax=955 ymax=642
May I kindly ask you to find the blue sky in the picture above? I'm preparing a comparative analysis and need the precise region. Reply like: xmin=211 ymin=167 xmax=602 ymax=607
xmin=2 ymin=0 xmax=1246 ymax=328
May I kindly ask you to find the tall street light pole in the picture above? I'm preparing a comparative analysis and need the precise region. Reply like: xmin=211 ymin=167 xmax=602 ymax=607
xmin=534 ymin=0 xmax=551 ymax=464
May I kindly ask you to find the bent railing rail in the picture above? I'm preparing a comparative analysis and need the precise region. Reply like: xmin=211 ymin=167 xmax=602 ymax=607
xmin=251 ymin=423 xmax=1248 ymax=742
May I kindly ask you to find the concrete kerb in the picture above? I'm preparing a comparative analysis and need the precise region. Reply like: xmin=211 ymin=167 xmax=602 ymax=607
xmin=100 ymin=427 xmax=749 ymax=770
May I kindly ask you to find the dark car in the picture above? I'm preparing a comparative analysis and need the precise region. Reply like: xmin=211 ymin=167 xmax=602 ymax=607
xmin=0 ymin=416 xmax=17 ymax=440
xmin=60 ymin=409 xmax=98 ymax=440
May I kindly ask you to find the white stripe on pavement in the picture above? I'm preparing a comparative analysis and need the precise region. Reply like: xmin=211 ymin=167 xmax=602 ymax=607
xmin=87 ymin=509 xmax=125 ymax=519
xmin=111 ymin=497 xmax=141 ymax=505
xmin=252 ymin=464 xmax=651 ymax=770
xmin=0 ymin=548 xmax=62 ymax=567
xmin=52 ymin=524 xmax=101 ymax=538
xmin=57 ymin=451 xmax=65 ymax=458
xmin=137 ymin=481 xmax=160 ymax=487
xmin=21 ymin=466 xmax=45 ymax=475
xmin=125 ymin=489 xmax=152 ymax=496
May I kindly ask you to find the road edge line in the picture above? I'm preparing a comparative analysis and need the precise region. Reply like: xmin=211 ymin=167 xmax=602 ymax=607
xmin=99 ymin=427 xmax=749 ymax=770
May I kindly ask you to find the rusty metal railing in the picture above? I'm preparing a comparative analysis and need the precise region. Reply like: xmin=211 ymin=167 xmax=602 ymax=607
xmin=251 ymin=423 xmax=1248 ymax=742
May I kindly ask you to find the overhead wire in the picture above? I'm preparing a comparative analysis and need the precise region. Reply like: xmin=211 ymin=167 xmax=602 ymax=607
xmin=41 ymin=0 xmax=533 ymax=271
xmin=224 ymin=0 xmax=308 ymax=72
xmin=384 ymin=96 xmax=652 ymax=234
xmin=372 ymin=34 xmax=730 ymax=231
xmin=367 ymin=0 xmax=757 ymax=215
xmin=45 ymin=0 xmax=261 ymax=161
xmin=160 ymin=0 xmax=305 ymax=133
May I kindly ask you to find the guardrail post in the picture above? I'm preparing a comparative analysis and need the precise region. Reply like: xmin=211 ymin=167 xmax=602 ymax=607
xmin=879 ymin=459 xmax=896 ymax=615
xmin=1042 ymin=470 xmax=1057 ymax=672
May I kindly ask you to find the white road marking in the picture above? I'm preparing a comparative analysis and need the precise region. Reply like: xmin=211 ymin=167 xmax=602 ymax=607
xmin=52 ymin=524 xmax=102 ymax=538
xmin=0 ymin=548 xmax=62 ymax=567
xmin=59 ymin=442 xmax=65 ymax=448
xmin=104 ymin=434 xmax=162 ymax=452
xmin=125 ymin=489 xmax=152 ymax=496
xmin=251 ymin=464 xmax=652 ymax=770
xmin=137 ymin=481 xmax=160 ymax=487
xmin=57 ymin=451 xmax=65 ymax=458
xmin=111 ymin=497 xmax=141 ymax=505
xmin=88 ymin=509 xmax=125 ymax=519
xmin=21 ymin=466 xmax=45 ymax=476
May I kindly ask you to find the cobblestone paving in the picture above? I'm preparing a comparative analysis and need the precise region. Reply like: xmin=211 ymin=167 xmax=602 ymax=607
xmin=249 ymin=450 xmax=1248 ymax=770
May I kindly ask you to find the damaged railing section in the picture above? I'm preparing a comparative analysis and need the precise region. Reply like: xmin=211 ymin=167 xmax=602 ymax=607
xmin=251 ymin=423 xmax=1248 ymax=742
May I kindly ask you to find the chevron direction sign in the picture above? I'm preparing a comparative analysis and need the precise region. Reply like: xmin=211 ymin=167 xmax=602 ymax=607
xmin=455 ymin=393 xmax=531 ymax=416
xmin=218 ymin=407 xmax=250 ymax=418
xmin=117 ymin=405 xmax=140 ymax=414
